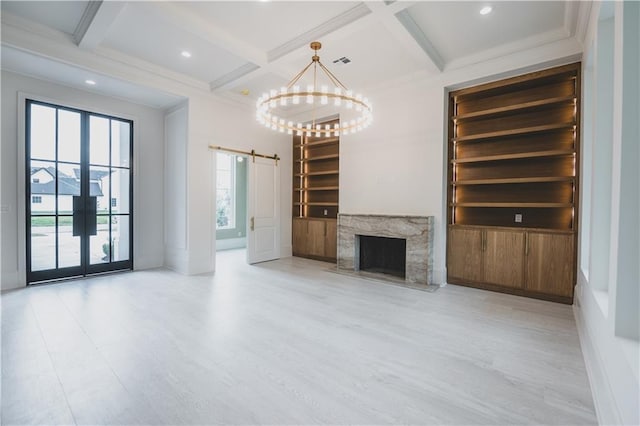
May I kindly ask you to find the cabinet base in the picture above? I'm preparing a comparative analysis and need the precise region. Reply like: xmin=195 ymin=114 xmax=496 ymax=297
xmin=447 ymin=277 xmax=573 ymax=305
xmin=293 ymin=253 xmax=336 ymax=263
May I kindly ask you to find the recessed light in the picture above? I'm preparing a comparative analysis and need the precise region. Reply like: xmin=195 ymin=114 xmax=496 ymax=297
xmin=85 ymin=79 xmax=96 ymax=85
xmin=181 ymin=51 xmax=192 ymax=58
xmin=480 ymin=6 xmax=493 ymax=15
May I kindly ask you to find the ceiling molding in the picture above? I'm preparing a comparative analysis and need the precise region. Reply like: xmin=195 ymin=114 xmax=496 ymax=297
xmin=266 ymin=3 xmax=372 ymax=63
xmin=2 ymin=11 xmax=75 ymax=45
xmin=444 ymin=27 xmax=572 ymax=72
xmin=1 ymin=21 xmax=211 ymax=96
xmin=394 ymin=8 xmax=445 ymax=71
xmin=209 ymin=62 xmax=260 ymax=91
xmin=74 ymin=1 xmax=126 ymax=49
xmin=563 ymin=1 xmax=580 ymax=37
xmin=575 ymin=1 xmax=594 ymax=46
xmin=73 ymin=1 xmax=101 ymax=45
xmin=150 ymin=2 xmax=267 ymax=66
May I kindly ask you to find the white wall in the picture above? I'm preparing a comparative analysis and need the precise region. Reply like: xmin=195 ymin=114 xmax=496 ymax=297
xmin=162 ymin=94 xmax=290 ymax=275
xmin=164 ymin=102 xmax=189 ymax=274
xmin=1 ymin=71 xmax=166 ymax=290
xmin=344 ymin=37 xmax=582 ymax=284
xmin=574 ymin=2 xmax=640 ymax=425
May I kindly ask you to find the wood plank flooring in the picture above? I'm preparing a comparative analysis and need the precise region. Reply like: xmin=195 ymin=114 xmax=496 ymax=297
xmin=1 ymin=250 xmax=596 ymax=425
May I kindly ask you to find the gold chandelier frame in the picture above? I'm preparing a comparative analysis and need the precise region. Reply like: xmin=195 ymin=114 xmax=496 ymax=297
xmin=256 ymin=41 xmax=373 ymax=137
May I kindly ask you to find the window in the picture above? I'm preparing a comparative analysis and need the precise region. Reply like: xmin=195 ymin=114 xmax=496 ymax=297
xmin=111 ymin=198 xmax=117 ymax=207
xmin=33 ymin=178 xmax=40 ymax=183
xmin=32 ymin=196 xmax=42 ymax=203
xmin=216 ymin=153 xmax=235 ymax=229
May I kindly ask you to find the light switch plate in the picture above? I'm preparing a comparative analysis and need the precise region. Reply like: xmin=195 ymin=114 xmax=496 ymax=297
xmin=515 ymin=214 xmax=523 ymax=223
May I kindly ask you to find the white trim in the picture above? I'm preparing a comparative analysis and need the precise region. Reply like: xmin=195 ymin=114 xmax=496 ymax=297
xmin=574 ymin=272 xmax=624 ymax=426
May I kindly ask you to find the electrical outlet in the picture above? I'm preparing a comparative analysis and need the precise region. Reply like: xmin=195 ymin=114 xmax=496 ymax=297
xmin=515 ymin=214 xmax=523 ymax=223
xmin=323 ymin=209 xmax=328 ymax=216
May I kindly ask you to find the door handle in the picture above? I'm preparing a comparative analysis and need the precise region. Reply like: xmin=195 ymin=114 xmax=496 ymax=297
xmin=86 ymin=196 xmax=97 ymax=236
xmin=72 ymin=196 xmax=84 ymax=237
xmin=250 ymin=216 xmax=255 ymax=231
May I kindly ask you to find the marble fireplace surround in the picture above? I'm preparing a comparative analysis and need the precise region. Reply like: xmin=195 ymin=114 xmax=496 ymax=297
xmin=337 ymin=214 xmax=434 ymax=285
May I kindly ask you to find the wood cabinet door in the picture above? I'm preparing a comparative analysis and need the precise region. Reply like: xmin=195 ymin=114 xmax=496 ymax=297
xmin=324 ymin=220 xmax=337 ymax=260
xmin=292 ymin=218 xmax=308 ymax=257
xmin=447 ymin=227 xmax=483 ymax=282
xmin=307 ymin=220 xmax=326 ymax=257
xmin=484 ymin=229 xmax=525 ymax=288
xmin=526 ymin=233 xmax=574 ymax=297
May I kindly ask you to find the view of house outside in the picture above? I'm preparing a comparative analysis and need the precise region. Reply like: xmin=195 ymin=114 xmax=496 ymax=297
xmin=29 ymin=104 xmax=130 ymax=271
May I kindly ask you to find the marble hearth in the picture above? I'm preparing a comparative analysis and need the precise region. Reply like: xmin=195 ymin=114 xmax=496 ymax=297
xmin=337 ymin=214 xmax=434 ymax=285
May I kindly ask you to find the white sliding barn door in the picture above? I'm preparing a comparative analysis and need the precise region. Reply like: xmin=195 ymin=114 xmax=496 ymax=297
xmin=247 ymin=156 xmax=280 ymax=264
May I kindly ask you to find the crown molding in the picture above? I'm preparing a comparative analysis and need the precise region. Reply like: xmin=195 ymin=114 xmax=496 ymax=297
xmin=444 ymin=27 xmax=573 ymax=72
xmin=394 ymin=9 xmax=444 ymax=71
xmin=209 ymin=63 xmax=260 ymax=91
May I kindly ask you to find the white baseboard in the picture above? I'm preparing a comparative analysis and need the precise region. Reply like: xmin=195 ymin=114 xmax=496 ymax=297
xmin=1 ymin=270 xmax=23 ymax=291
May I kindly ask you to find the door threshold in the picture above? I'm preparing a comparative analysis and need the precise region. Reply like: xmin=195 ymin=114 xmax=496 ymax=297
xmin=28 ymin=268 xmax=133 ymax=286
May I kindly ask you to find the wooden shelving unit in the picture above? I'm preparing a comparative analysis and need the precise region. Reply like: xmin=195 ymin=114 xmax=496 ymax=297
xmin=446 ymin=62 xmax=581 ymax=304
xmin=292 ymin=118 xmax=339 ymax=262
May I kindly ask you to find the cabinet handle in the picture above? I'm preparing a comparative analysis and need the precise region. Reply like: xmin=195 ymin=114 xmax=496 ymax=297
xmin=250 ymin=217 xmax=255 ymax=231
xmin=481 ymin=232 xmax=486 ymax=252
xmin=525 ymin=233 xmax=529 ymax=256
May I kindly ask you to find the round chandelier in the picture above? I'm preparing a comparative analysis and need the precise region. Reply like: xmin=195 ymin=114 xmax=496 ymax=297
xmin=256 ymin=41 xmax=373 ymax=137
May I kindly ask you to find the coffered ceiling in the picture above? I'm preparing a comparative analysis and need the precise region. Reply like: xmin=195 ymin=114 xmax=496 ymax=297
xmin=1 ymin=1 xmax=585 ymax=109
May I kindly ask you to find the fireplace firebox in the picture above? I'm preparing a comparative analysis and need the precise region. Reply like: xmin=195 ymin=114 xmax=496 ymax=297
xmin=357 ymin=235 xmax=406 ymax=278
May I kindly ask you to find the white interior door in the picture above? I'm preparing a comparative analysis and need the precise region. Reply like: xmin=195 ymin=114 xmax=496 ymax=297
xmin=247 ymin=156 xmax=280 ymax=264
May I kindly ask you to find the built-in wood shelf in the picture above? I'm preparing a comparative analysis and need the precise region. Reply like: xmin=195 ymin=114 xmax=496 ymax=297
xmin=294 ymin=170 xmax=339 ymax=177
xmin=294 ymin=186 xmax=339 ymax=191
xmin=294 ymin=202 xmax=339 ymax=206
xmin=452 ymin=122 xmax=575 ymax=143
xmin=452 ymin=150 xmax=575 ymax=164
xmin=293 ymin=118 xmax=340 ymax=263
xmin=293 ymin=137 xmax=339 ymax=148
xmin=452 ymin=176 xmax=575 ymax=185
xmin=447 ymin=62 xmax=581 ymax=304
xmin=295 ymin=154 xmax=339 ymax=162
xmin=452 ymin=96 xmax=576 ymax=121
xmin=451 ymin=202 xmax=572 ymax=208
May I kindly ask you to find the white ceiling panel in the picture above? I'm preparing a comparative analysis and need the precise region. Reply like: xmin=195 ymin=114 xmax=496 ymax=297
xmin=405 ymin=1 xmax=567 ymax=65
xmin=178 ymin=1 xmax=361 ymax=52
xmin=279 ymin=23 xmax=424 ymax=93
xmin=2 ymin=46 xmax=184 ymax=109
xmin=1 ymin=0 xmax=89 ymax=35
xmin=102 ymin=2 xmax=251 ymax=84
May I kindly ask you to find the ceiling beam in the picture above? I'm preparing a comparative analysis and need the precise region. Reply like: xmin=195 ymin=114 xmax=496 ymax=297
xmin=74 ymin=1 xmax=126 ymax=49
xmin=365 ymin=1 xmax=443 ymax=73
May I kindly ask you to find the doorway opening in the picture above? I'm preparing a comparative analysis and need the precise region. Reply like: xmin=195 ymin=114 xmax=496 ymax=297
xmin=215 ymin=152 xmax=248 ymax=264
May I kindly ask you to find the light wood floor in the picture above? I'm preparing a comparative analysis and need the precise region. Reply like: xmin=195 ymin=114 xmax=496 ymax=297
xmin=1 ymin=250 xmax=596 ymax=425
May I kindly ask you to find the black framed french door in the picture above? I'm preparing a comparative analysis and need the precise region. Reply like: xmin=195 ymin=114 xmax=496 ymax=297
xmin=26 ymin=99 xmax=133 ymax=284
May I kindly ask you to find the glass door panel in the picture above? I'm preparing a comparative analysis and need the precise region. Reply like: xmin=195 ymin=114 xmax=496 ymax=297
xmin=26 ymin=100 xmax=133 ymax=283
xmin=30 ymin=217 xmax=56 ymax=271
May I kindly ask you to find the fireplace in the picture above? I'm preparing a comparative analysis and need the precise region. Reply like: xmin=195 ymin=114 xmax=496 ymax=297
xmin=357 ymin=235 xmax=406 ymax=278
xmin=338 ymin=214 xmax=434 ymax=285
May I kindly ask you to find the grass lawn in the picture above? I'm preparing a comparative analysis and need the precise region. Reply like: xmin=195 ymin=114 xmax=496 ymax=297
xmin=31 ymin=215 xmax=111 ymax=227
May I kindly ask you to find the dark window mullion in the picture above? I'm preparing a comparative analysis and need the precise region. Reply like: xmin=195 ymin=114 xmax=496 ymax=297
xmin=108 ymin=119 xmax=113 ymax=262
xmin=82 ymin=112 xmax=90 ymax=272
xmin=54 ymin=107 xmax=59 ymax=270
